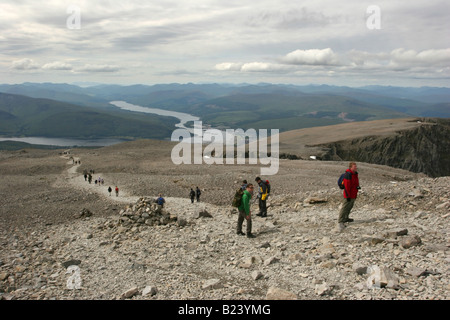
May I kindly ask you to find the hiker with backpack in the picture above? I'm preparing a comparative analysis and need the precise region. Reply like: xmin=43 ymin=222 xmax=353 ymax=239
xmin=236 ymin=183 xmax=255 ymax=238
xmin=156 ymin=193 xmax=166 ymax=208
xmin=255 ymin=177 xmax=268 ymax=217
xmin=196 ymin=187 xmax=201 ymax=202
xmin=108 ymin=186 xmax=112 ymax=196
xmin=190 ymin=188 xmax=196 ymax=203
xmin=337 ymin=162 xmax=360 ymax=230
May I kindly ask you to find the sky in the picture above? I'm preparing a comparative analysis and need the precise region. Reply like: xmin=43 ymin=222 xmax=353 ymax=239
xmin=0 ymin=0 xmax=449 ymax=87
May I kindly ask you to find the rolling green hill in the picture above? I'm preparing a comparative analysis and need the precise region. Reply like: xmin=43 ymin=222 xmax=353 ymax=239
xmin=0 ymin=93 xmax=177 ymax=139
xmin=187 ymin=93 xmax=410 ymax=131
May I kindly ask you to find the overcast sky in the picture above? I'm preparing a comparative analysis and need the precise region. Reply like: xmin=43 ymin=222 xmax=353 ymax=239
xmin=1 ymin=0 xmax=449 ymax=87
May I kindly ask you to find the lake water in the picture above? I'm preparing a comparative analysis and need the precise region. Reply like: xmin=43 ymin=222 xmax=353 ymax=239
xmin=0 ymin=136 xmax=125 ymax=147
xmin=110 ymin=101 xmax=247 ymax=143
xmin=109 ymin=101 xmax=200 ymax=132
xmin=0 ymin=102 xmax=201 ymax=147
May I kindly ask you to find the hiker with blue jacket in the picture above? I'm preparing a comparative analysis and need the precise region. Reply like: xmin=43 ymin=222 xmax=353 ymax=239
xmin=156 ymin=193 xmax=166 ymax=208
xmin=237 ymin=183 xmax=255 ymax=238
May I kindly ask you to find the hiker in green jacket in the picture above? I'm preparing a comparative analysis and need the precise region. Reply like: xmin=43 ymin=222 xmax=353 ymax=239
xmin=237 ymin=183 xmax=255 ymax=238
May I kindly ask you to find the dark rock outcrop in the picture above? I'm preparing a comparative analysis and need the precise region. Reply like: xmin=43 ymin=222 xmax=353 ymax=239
xmin=317 ymin=118 xmax=450 ymax=177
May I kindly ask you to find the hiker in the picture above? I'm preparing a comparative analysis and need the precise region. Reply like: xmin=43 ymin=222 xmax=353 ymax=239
xmin=338 ymin=162 xmax=360 ymax=229
xmin=196 ymin=187 xmax=201 ymax=202
xmin=237 ymin=183 xmax=255 ymax=238
xmin=255 ymin=177 xmax=268 ymax=217
xmin=156 ymin=193 xmax=166 ymax=208
xmin=241 ymin=180 xmax=248 ymax=190
xmin=108 ymin=186 xmax=112 ymax=196
xmin=115 ymin=186 xmax=119 ymax=197
xmin=84 ymin=173 xmax=87 ymax=181
xmin=189 ymin=188 xmax=196 ymax=203
xmin=88 ymin=174 xmax=92 ymax=184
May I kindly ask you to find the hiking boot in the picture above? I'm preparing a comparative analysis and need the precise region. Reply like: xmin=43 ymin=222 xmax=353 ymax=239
xmin=344 ymin=218 xmax=354 ymax=223
xmin=336 ymin=223 xmax=346 ymax=233
xmin=236 ymin=231 xmax=245 ymax=236
xmin=247 ymin=233 xmax=256 ymax=238
xmin=261 ymin=213 xmax=267 ymax=218
xmin=256 ymin=212 xmax=263 ymax=217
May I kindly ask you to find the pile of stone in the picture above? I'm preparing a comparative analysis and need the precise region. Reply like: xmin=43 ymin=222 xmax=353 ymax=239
xmin=118 ymin=197 xmax=177 ymax=227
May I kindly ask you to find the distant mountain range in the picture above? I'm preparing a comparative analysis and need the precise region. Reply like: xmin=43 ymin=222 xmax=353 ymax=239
xmin=0 ymin=82 xmax=448 ymax=140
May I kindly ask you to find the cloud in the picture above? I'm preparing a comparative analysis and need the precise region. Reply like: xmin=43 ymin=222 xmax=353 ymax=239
xmin=1 ymin=1 xmax=449 ymax=86
xmin=281 ymin=48 xmax=339 ymax=66
xmin=10 ymin=59 xmax=120 ymax=73
xmin=390 ymin=48 xmax=450 ymax=67
xmin=75 ymin=64 xmax=120 ymax=73
xmin=240 ymin=62 xmax=287 ymax=72
xmin=42 ymin=61 xmax=73 ymax=70
xmin=11 ymin=58 xmax=40 ymax=70
xmin=214 ymin=62 xmax=290 ymax=72
xmin=214 ymin=62 xmax=243 ymax=71
xmin=213 ymin=47 xmax=450 ymax=84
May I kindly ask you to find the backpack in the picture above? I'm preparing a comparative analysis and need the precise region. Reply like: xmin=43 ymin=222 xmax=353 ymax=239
xmin=232 ymin=188 xmax=244 ymax=208
xmin=265 ymin=180 xmax=271 ymax=194
xmin=338 ymin=172 xmax=351 ymax=189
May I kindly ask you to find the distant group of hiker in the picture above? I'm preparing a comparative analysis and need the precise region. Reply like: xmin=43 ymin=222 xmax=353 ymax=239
xmin=189 ymin=187 xmax=202 ymax=203
xmin=107 ymin=186 xmax=120 ymax=197
xmin=235 ymin=162 xmax=360 ymax=238
xmin=80 ymin=168 xmax=119 ymax=197
xmin=82 ymin=169 xmax=96 ymax=184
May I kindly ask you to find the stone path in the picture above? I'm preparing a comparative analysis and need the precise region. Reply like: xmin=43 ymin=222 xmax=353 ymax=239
xmin=61 ymin=154 xmax=202 ymax=214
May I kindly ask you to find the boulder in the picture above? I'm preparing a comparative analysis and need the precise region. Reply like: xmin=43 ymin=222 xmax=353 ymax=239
xmin=400 ymin=235 xmax=422 ymax=249
xmin=202 ymin=279 xmax=223 ymax=290
xmin=384 ymin=228 xmax=408 ymax=239
xmin=198 ymin=209 xmax=213 ymax=218
xmin=142 ymin=286 xmax=158 ymax=296
xmin=120 ymin=287 xmax=139 ymax=299
xmin=251 ymin=271 xmax=264 ymax=280
xmin=315 ymin=282 xmax=333 ymax=296
xmin=366 ymin=265 xmax=399 ymax=289
xmin=265 ymin=287 xmax=297 ymax=300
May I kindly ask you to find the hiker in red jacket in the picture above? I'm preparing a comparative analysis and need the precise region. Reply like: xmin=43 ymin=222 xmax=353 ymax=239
xmin=338 ymin=162 xmax=360 ymax=228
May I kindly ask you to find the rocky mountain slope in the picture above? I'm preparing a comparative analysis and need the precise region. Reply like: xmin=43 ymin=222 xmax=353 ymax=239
xmin=0 ymin=140 xmax=448 ymax=301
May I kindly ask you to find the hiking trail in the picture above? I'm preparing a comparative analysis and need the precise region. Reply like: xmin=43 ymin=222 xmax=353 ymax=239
xmin=59 ymin=153 xmax=208 ymax=214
